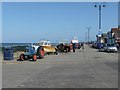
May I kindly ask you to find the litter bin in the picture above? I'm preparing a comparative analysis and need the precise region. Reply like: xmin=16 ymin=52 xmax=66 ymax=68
xmin=4 ymin=48 xmax=14 ymax=60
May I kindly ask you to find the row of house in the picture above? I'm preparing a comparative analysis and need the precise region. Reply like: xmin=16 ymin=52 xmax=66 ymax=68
xmin=97 ymin=27 xmax=120 ymax=45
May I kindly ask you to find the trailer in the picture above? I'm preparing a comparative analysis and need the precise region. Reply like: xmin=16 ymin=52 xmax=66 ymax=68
xmin=57 ymin=43 xmax=71 ymax=53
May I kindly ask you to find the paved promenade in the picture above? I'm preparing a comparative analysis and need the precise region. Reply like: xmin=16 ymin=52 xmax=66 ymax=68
xmin=2 ymin=45 xmax=118 ymax=88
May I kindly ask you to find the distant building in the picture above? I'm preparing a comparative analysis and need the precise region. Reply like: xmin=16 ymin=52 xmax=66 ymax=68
xmin=107 ymin=31 xmax=115 ymax=44
xmin=111 ymin=28 xmax=120 ymax=45
xmin=118 ymin=25 xmax=120 ymax=30
xmin=101 ymin=33 xmax=107 ymax=43
xmin=96 ymin=27 xmax=120 ymax=45
xmin=96 ymin=31 xmax=102 ymax=43
xmin=96 ymin=33 xmax=107 ymax=44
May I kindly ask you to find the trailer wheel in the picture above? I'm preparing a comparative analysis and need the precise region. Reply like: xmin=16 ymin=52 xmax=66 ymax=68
xmin=20 ymin=54 xmax=25 ymax=61
xmin=66 ymin=48 xmax=68 ymax=53
xmin=38 ymin=47 xmax=44 ymax=59
xmin=32 ymin=54 xmax=37 ymax=61
xmin=54 ymin=49 xmax=58 ymax=55
xmin=60 ymin=45 xmax=64 ymax=52
xmin=54 ymin=48 xmax=58 ymax=55
xmin=68 ymin=48 xmax=70 ymax=52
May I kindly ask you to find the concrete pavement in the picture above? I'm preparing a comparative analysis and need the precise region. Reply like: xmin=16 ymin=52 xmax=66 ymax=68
xmin=2 ymin=45 xmax=118 ymax=88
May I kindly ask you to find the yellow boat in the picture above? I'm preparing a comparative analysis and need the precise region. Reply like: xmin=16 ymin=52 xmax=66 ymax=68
xmin=38 ymin=40 xmax=57 ymax=54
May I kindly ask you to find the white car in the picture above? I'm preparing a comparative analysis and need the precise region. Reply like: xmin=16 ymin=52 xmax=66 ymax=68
xmin=104 ymin=44 xmax=117 ymax=52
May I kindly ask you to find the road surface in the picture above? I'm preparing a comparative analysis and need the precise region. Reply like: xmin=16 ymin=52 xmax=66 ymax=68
xmin=2 ymin=45 xmax=118 ymax=88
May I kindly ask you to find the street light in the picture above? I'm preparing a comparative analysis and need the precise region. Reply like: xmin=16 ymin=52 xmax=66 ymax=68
xmin=93 ymin=2 xmax=106 ymax=32
xmin=85 ymin=32 xmax=87 ymax=43
xmin=86 ymin=27 xmax=91 ymax=43
xmin=93 ymin=2 xmax=107 ymax=42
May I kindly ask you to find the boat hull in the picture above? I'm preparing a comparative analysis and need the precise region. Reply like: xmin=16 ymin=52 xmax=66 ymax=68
xmin=42 ymin=46 xmax=56 ymax=53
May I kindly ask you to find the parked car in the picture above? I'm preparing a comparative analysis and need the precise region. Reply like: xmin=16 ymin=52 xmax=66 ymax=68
xmin=91 ymin=42 xmax=97 ymax=48
xmin=99 ymin=43 xmax=106 ymax=52
xmin=104 ymin=44 xmax=117 ymax=52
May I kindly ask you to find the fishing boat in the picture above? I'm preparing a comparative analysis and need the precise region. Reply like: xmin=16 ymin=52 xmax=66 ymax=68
xmin=71 ymin=37 xmax=80 ymax=49
xmin=37 ymin=40 xmax=58 ymax=54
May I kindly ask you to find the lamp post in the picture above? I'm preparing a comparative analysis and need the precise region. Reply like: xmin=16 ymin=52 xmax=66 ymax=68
xmin=86 ymin=27 xmax=91 ymax=43
xmin=93 ymin=3 xmax=106 ymax=43
xmin=85 ymin=32 xmax=87 ymax=43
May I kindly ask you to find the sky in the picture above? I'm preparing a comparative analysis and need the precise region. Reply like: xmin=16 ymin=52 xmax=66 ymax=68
xmin=2 ymin=2 xmax=118 ymax=43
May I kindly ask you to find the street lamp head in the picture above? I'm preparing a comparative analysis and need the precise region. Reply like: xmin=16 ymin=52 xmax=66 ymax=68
xmin=93 ymin=2 xmax=107 ymax=8
xmin=102 ymin=4 xmax=106 ymax=7
xmin=86 ymin=27 xmax=91 ymax=30
xmin=93 ymin=3 xmax=98 ymax=8
xmin=94 ymin=4 xmax=98 ymax=7
xmin=101 ymin=2 xmax=107 ymax=8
